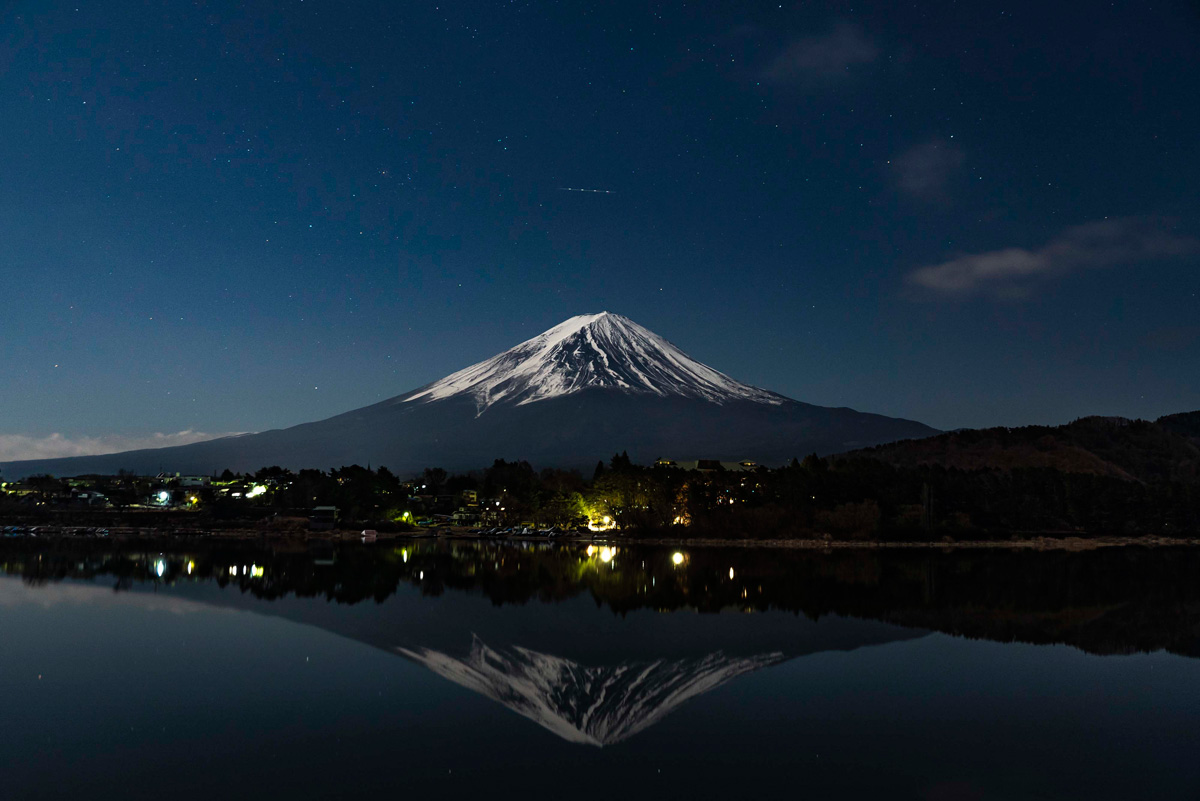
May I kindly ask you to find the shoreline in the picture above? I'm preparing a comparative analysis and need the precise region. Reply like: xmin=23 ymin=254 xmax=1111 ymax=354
xmin=3 ymin=522 xmax=1200 ymax=551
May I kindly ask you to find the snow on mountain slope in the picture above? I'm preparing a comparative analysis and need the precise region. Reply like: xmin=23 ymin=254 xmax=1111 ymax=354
xmin=400 ymin=312 xmax=786 ymax=415
xmin=398 ymin=635 xmax=785 ymax=746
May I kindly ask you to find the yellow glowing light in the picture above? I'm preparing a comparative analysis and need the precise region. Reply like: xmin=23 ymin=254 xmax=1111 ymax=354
xmin=188 ymin=560 xmax=195 ymax=575
xmin=587 ymin=517 xmax=616 ymax=532
xmin=246 ymin=485 xmax=267 ymax=498
xmin=672 ymin=552 xmax=684 ymax=566
xmin=599 ymin=547 xmax=614 ymax=563
xmin=586 ymin=545 xmax=596 ymax=557
xmin=250 ymin=565 xmax=264 ymax=578
xmin=229 ymin=566 xmax=237 ymax=576
xmin=729 ymin=567 xmax=735 ymax=580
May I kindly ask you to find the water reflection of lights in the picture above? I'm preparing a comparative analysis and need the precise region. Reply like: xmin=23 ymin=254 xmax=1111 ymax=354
xmin=729 ymin=567 xmax=734 ymax=580
xmin=154 ymin=559 xmax=165 ymax=577
xmin=585 ymin=544 xmax=616 ymax=564
xmin=187 ymin=560 xmax=195 ymax=575
xmin=672 ymin=552 xmax=685 ymax=566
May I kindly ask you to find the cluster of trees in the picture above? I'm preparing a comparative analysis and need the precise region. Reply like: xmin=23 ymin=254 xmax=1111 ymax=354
xmin=234 ymin=448 xmax=1200 ymax=539
xmin=210 ymin=460 xmax=592 ymax=527
xmin=583 ymin=454 xmax=1198 ymax=539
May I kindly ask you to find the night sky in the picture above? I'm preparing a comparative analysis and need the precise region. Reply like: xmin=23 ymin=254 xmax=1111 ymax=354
xmin=2 ymin=1 xmax=1198 ymax=460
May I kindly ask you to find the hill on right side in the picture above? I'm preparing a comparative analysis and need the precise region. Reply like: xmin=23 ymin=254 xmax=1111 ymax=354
xmin=843 ymin=413 xmax=1200 ymax=486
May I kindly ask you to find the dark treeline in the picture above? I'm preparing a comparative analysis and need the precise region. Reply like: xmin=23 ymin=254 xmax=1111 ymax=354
xmin=7 ymin=451 xmax=1200 ymax=539
xmin=6 ymin=539 xmax=1200 ymax=658
xmin=6 ymin=410 xmax=1200 ymax=539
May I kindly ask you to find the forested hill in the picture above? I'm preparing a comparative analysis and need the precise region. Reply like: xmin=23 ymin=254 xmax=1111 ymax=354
xmin=1159 ymin=411 xmax=1200 ymax=447
xmin=844 ymin=413 xmax=1200 ymax=486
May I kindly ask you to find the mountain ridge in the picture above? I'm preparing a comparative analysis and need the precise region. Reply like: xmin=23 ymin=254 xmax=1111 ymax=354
xmin=842 ymin=413 xmax=1200 ymax=485
xmin=0 ymin=313 xmax=937 ymax=479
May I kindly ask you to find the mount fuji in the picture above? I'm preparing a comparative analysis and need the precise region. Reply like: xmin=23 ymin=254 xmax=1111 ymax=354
xmin=0 ymin=312 xmax=936 ymax=478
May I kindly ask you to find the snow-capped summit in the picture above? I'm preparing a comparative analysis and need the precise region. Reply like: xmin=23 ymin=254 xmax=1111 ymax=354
xmin=401 ymin=311 xmax=785 ymax=414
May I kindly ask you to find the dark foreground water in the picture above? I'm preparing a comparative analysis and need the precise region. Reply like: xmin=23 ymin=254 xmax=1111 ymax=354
xmin=2 ymin=540 xmax=1199 ymax=800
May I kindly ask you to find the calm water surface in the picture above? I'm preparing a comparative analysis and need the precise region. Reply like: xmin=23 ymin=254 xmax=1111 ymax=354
xmin=2 ymin=540 xmax=1199 ymax=800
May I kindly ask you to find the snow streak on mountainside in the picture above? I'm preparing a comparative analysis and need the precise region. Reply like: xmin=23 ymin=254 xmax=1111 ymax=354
xmin=398 ymin=635 xmax=785 ymax=746
xmin=400 ymin=312 xmax=786 ymax=415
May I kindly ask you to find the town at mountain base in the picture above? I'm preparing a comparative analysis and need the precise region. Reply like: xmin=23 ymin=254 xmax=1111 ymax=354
xmin=0 ymin=313 xmax=937 ymax=479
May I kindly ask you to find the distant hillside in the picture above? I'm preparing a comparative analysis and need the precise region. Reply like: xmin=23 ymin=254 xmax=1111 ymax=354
xmin=1158 ymin=411 xmax=1200 ymax=447
xmin=844 ymin=414 xmax=1200 ymax=486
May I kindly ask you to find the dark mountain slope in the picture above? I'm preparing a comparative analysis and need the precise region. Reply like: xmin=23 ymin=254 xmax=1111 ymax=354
xmin=844 ymin=414 xmax=1200 ymax=485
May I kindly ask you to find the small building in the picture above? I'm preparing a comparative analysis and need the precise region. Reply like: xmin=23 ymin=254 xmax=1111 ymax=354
xmin=659 ymin=459 xmax=763 ymax=473
xmin=309 ymin=506 xmax=339 ymax=531
xmin=178 ymin=476 xmax=211 ymax=487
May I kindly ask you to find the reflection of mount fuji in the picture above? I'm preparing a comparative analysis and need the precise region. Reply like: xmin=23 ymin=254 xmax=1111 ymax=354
xmin=158 ymin=585 xmax=925 ymax=746
xmin=400 ymin=636 xmax=785 ymax=746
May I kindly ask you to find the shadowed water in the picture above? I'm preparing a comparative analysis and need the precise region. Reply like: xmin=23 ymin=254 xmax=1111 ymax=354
xmin=2 ymin=539 xmax=1199 ymax=799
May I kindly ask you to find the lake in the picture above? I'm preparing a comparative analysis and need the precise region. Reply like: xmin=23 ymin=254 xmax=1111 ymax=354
xmin=2 ymin=539 xmax=1198 ymax=800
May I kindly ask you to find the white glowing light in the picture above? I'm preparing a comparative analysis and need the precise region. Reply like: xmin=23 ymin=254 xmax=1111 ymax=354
xmin=154 ymin=559 xmax=165 ymax=577
xmin=729 ymin=567 xmax=735 ymax=580
xmin=672 ymin=552 xmax=684 ymax=566
xmin=599 ymin=547 xmax=614 ymax=563
xmin=188 ymin=560 xmax=195 ymax=575
xmin=246 ymin=485 xmax=267 ymax=498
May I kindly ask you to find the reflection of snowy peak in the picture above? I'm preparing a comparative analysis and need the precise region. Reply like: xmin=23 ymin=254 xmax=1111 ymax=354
xmin=400 ymin=312 xmax=786 ymax=414
xmin=397 ymin=635 xmax=785 ymax=746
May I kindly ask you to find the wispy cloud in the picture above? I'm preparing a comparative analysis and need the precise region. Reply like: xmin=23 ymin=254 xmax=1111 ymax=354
xmin=890 ymin=138 xmax=964 ymax=199
xmin=908 ymin=218 xmax=1200 ymax=298
xmin=762 ymin=23 xmax=877 ymax=86
xmin=0 ymin=430 xmax=242 ymax=463
xmin=0 ymin=578 xmax=235 ymax=615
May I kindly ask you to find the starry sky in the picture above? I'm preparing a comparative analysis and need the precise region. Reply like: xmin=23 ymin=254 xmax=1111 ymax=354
xmin=2 ymin=1 xmax=1199 ymax=460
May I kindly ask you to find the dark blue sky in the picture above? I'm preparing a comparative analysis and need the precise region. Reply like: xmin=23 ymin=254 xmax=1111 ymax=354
xmin=2 ymin=1 xmax=1198 ymax=458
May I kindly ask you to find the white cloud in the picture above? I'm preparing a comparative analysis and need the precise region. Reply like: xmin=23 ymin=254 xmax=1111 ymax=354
xmin=890 ymin=138 xmax=964 ymax=199
xmin=0 ymin=577 xmax=234 ymax=615
xmin=907 ymin=218 xmax=1200 ymax=298
xmin=0 ymin=430 xmax=242 ymax=462
xmin=762 ymin=23 xmax=878 ymax=85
